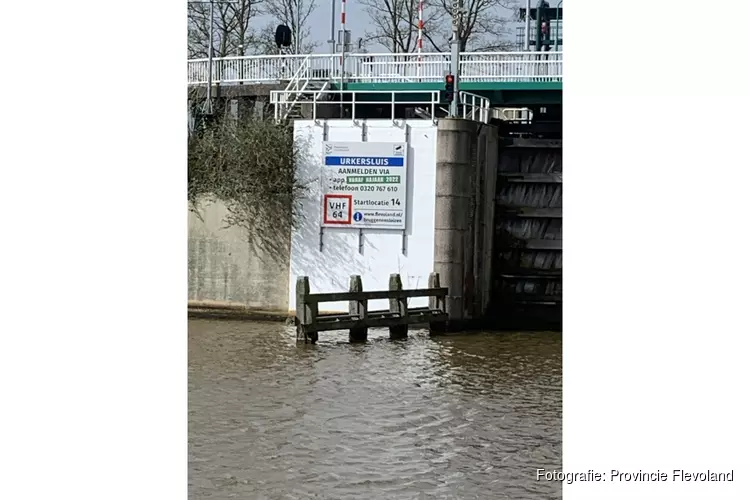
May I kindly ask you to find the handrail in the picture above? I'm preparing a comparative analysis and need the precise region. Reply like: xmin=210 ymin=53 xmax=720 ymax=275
xmin=187 ymin=51 xmax=562 ymax=85
xmin=271 ymin=89 xmax=442 ymax=122
xmin=285 ymin=55 xmax=310 ymax=92
xmin=459 ymin=91 xmax=490 ymax=124
xmin=271 ymin=89 xmax=494 ymax=124
xmin=280 ymin=55 xmax=311 ymax=119
xmin=188 ymin=51 xmax=562 ymax=62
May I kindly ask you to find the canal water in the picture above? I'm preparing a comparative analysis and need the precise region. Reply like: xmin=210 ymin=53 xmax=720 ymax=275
xmin=189 ymin=319 xmax=561 ymax=499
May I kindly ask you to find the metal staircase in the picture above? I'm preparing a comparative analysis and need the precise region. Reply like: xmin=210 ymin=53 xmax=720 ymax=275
xmin=275 ymin=55 xmax=332 ymax=121
xmin=285 ymin=80 xmax=330 ymax=119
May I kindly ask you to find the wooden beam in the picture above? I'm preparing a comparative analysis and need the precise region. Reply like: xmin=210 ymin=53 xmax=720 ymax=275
xmin=306 ymin=287 xmax=448 ymax=304
xmin=388 ymin=274 xmax=408 ymax=339
xmin=295 ymin=276 xmax=319 ymax=343
xmin=348 ymin=275 xmax=368 ymax=342
xmin=305 ymin=311 xmax=449 ymax=334
xmin=294 ymin=273 xmax=449 ymax=339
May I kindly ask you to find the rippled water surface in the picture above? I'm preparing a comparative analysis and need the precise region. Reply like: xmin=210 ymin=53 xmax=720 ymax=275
xmin=189 ymin=320 xmax=562 ymax=499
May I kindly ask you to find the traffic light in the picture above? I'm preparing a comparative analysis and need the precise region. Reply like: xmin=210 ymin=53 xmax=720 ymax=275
xmin=444 ymin=74 xmax=455 ymax=103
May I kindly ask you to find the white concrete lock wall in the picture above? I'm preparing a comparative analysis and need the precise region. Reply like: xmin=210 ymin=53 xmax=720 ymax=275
xmin=289 ymin=119 xmax=438 ymax=313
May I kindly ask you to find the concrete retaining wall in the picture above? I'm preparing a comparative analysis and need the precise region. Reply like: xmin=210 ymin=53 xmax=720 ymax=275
xmin=188 ymin=199 xmax=290 ymax=312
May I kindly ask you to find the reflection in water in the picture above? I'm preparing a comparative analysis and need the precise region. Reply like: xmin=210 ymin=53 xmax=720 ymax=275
xmin=189 ymin=320 xmax=561 ymax=499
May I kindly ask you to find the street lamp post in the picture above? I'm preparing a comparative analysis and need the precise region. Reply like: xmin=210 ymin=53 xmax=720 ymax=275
xmin=295 ymin=0 xmax=302 ymax=54
xmin=329 ymin=0 xmax=336 ymax=55
xmin=449 ymin=0 xmax=463 ymax=117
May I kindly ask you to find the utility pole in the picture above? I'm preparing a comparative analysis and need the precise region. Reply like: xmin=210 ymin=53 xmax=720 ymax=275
xmin=449 ymin=0 xmax=463 ymax=117
xmin=336 ymin=0 xmax=350 ymax=118
xmin=205 ymin=0 xmax=215 ymax=115
xmin=525 ymin=0 xmax=531 ymax=51
xmin=340 ymin=0 xmax=347 ymax=87
xmin=329 ymin=0 xmax=336 ymax=55
xmin=295 ymin=0 xmax=302 ymax=54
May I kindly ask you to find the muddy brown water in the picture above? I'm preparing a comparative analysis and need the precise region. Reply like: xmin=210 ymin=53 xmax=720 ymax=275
xmin=189 ymin=319 xmax=561 ymax=499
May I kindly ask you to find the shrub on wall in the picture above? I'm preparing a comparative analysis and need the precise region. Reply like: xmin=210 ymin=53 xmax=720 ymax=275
xmin=188 ymin=114 xmax=307 ymax=248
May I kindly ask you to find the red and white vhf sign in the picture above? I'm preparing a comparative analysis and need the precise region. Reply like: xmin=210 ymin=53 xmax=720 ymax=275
xmin=323 ymin=194 xmax=353 ymax=224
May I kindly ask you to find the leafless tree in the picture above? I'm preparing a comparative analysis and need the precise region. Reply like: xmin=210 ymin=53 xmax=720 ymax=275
xmin=360 ymin=0 xmax=448 ymax=53
xmin=437 ymin=0 xmax=518 ymax=51
xmin=262 ymin=0 xmax=319 ymax=54
xmin=187 ymin=0 xmax=265 ymax=58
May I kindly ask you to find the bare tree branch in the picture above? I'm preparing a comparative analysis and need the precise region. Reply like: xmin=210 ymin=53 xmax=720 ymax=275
xmin=360 ymin=0 xmax=514 ymax=53
xmin=187 ymin=0 xmax=265 ymax=58
xmin=436 ymin=0 xmax=518 ymax=51
xmin=263 ymin=0 xmax=319 ymax=53
xmin=360 ymin=0 xmax=422 ymax=53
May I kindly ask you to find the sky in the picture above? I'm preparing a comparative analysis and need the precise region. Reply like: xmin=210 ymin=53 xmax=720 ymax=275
xmin=247 ymin=1 xmax=383 ymax=54
xmin=264 ymin=1 xmax=519 ymax=54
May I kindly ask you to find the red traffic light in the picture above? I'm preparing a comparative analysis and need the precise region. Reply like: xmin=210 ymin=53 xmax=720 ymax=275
xmin=445 ymin=74 xmax=454 ymax=84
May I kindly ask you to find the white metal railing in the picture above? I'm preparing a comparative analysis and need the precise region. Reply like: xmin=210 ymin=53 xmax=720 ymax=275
xmin=493 ymin=107 xmax=534 ymax=122
xmin=279 ymin=56 xmax=312 ymax=119
xmin=460 ymin=52 xmax=561 ymax=83
xmin=270 ymin=90 xmax=443 ymax=122
xmin=270 ymin=89 xmax=491 ymax=125
xmin=460 ymin=92 xmax=491 ymax=123
xmin=188 ymin=51 xmax=562 ymax=85
xmin=188 ymin=54 xmax=311 ymax=84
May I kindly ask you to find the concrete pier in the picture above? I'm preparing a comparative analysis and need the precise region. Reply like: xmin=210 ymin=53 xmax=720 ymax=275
xmin=434 ymin=119 xmax=475 ymax=327
xmin=433 ymin=119 xmax=499 ymax=330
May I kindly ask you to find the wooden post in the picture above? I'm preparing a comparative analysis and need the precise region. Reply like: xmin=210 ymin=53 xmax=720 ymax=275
xmin=428 ymin=272 xmax=447 ymax=335
xmin=295 ymin=276 xmax=318 ymax=344
xmin=348 ymin=274 xmax=368 ymax=342
xmin=388 ymin=273 xmax=408 ymax=339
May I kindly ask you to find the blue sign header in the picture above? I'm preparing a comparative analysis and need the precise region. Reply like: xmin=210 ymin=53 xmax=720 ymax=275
xmin=325 ymin=156 xmax=404 ymax=167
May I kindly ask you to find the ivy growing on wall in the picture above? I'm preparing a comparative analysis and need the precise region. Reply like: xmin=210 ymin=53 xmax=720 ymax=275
xmin=188 ymin=113 xmax=308 ymax=248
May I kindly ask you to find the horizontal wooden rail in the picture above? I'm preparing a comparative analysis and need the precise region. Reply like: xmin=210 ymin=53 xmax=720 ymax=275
xmin=294 ymin=272 xmax=448 ymax=344
xmin=305 ymin=287 xmax=448 ymax=304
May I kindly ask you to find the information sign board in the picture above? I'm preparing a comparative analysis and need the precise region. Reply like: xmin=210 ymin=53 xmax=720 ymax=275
xmin=321 ymin=141 xmax=408 ymax=229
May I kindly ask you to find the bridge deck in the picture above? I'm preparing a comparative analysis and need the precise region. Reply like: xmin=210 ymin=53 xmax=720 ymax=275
xmin=188 ymin=51 xmax=562 ymax=92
